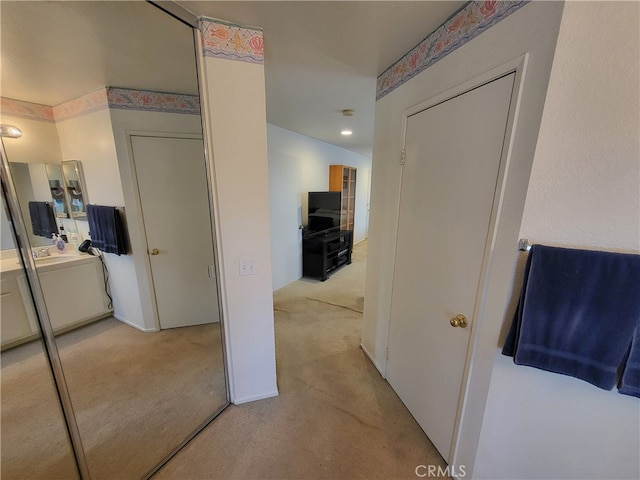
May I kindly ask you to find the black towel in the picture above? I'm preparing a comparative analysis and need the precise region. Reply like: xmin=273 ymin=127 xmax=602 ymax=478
xmin=503 ymin=245 xmax=640 ymax=392
xmin=28 ymin=201 xmax=58 ymax=237
xmin=86 ymin=204 xmax=127 ymax=255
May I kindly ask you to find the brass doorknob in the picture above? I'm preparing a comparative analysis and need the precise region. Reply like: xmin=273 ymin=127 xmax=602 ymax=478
xmin=150 ymin=248 xmax=159 ymax=255
xmin=450 ymin=314 xmax=468 ymax=328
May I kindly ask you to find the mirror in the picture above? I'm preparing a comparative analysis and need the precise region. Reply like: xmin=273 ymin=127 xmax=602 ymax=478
xmin=8 ymin=162 xmax=60 ymax=247
xmin=1 ymin=2 xmax=228 ymax=478
xmin=0 ymin=186 xmax=80 ymax=479
xmin=46 ymin=163 xmax=69 ymax=218
xmin=61 ymin=161 xmax=87 ymax=219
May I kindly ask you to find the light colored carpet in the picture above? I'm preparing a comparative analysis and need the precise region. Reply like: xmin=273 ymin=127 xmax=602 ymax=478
xmin=1 ymin=318 xmax=227 ymax=480
xmin=155 ymin=241 xmax=447 ymax=479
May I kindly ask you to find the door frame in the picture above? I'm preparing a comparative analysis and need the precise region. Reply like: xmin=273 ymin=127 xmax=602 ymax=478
xmin=389 ymin=55 xmax=529 ymax=469
xmin=125 ymin=131 xmax=209 ymax=331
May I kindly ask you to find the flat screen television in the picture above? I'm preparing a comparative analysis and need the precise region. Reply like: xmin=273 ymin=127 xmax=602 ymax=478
xmin=307 ymin=191 xmax=341 ymax=235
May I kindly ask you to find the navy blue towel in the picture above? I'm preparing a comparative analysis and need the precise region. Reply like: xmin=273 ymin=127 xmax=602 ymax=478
xmin=86 ymin=204 xmax=127 ymax=255
xmin=503 ymin=244 xmax=640 ymax=393
xmin=620 ymin=326 xmax=640 ymax=397
xmin=28 ymin=201 xmax=58 ymax=237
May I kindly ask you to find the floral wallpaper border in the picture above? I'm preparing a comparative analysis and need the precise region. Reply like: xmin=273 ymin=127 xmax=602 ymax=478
xmin=1 ymin=97 xmax=55 ymax=122
xmin=377 ymin=0 xmax=529 ymax=100
xmin=2 ymin=88 xmax=200 ymax=124
xmin=106 ymin=88 xmax=200 ymax=115
xmin=199 ymin=18 xmax=264 ymax=65
xmin=53 ymin=89 xmax=110 ymax=121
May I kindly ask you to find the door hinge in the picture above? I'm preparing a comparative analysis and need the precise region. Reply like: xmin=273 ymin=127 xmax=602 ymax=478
xmin=385 ymin=346 xmax=390 ymax=361
xmin=400 ymin=149 xmax=406 ymax=165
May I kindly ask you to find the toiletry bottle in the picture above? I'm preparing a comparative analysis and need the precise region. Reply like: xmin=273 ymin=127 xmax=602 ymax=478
xmin=55 ymin=234 xmax=65 ymax=254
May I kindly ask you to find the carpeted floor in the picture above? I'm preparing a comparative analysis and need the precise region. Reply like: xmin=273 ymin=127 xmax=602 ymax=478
xmin=155 ymin=241 xmax=447 ymax=479
xmin=1 ymin=318 xmax=227 ymax=480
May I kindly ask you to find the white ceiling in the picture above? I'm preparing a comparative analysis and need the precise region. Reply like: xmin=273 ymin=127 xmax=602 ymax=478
xmin=1 ymin=1 xmax=464 ymax=156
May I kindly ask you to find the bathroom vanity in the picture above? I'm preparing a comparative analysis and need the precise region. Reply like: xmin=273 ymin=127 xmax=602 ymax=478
xmin=0 ymin=250 xmax=112 ymax=350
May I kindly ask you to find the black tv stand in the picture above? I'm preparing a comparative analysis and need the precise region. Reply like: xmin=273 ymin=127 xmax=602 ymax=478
xmin=302 ymin=229 xmax=352 ymax=281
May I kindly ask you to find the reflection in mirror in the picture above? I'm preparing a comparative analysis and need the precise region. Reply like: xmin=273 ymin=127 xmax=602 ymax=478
xmin=8 ymin=162 xmax=59 ymax=247
xmin=0 ymin=187 xmax=80 ymax=479
xmin=2 ymin=1 xmax=228 ymax=478
xmin=61 ymin=160 xmax=87 ymax=219
xmin=46 ymin=163 xmax=69 ymax=218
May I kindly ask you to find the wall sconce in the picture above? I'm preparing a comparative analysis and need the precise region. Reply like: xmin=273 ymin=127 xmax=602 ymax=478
xmin=0 ymin=124 xmax=23 ymax=138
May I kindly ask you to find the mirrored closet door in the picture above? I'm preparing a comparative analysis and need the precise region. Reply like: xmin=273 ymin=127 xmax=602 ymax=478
xmin=1 ymin=2 xmax=228 ymax=478
xmin=0 ymin=186 xmax=80 ymax=480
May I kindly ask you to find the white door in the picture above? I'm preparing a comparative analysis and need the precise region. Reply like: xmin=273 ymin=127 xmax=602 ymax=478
xmin=387 ymin=73 xmax=515 ymax=461
xmin=268 ymin=151 xmax=302 ymax=290
xmin=131 ymin=135 xmax=218 ymax=329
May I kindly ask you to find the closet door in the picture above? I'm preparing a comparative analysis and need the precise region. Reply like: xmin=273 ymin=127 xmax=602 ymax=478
xmin=131 ymin=135 xmax=219 ymax=330
xmin=1 ymin=190 xmax=80 ymax=480
xmin=386 ymin=73 xmax=515 ymax=461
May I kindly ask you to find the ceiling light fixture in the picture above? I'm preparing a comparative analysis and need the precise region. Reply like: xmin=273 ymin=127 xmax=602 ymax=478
xmin=341 ymin=130 xmax=353 ymax=136
xmin=0 ymin=124 xmax=23 ymax=139
xmin=341 ymin=109 xmax=355 ymax=117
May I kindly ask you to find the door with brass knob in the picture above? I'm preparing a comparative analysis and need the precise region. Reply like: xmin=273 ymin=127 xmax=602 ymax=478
xmin=133 ymin=135 xmax=219 ymax=330
xmin=386 ymin=73 xmax=515 ymax=462
xmin=450 ymin=314 xmax=467 ymax=328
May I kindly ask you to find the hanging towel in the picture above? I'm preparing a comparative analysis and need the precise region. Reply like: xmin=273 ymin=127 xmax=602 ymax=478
xmin=86 ymin=204 xmax=127 ymax=255
xmin=28 ymin=201 xmax=58 ymax=237
xmin=502 ymin=244 xmax=640 ymax=391
xmin=619 ymin=326 xmax=640 ymax=398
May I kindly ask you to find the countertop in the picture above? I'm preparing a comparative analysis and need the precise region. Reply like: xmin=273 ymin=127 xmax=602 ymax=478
xmin=1 ymin=250 xmax=98 ymax=274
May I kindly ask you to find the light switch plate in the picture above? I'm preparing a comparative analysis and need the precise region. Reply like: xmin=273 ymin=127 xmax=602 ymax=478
xmin=239 ymin=258 xmax=256 ymax=276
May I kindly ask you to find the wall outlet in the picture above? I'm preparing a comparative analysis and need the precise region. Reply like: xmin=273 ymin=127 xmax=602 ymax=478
xmin=239 ymin=258 xmax=257 ymax=276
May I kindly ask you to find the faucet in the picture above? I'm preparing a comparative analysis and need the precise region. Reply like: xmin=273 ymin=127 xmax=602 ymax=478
xmin=35 ymin=248 xmax=51 ymax=258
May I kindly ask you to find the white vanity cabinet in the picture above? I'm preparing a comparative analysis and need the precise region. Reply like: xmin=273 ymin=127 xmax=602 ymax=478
xmin=0 ymin=270 xmax=36 ymax=346
xmin=37 ymin=258 xmax=111 ymax=331
xmin=1 ymin=254 xmax=112 ymax=350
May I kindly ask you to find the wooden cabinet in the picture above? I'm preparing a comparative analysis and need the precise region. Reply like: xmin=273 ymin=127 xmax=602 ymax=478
xmin=329 ymin=165 xmax=356 ymax=232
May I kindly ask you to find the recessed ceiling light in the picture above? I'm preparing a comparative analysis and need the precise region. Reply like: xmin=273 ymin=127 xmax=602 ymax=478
xmin=341 ymin=109 xmax=355 ymax=117
xmin=341 ymin=130 xmax=353 ymax=136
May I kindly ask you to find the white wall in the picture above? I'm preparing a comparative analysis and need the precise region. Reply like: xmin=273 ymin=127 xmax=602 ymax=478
xmin=474 ymin=3 xmax=640 ymax=479
xmin=362 ymin=1 xmax=564 ymax=475
xmin=200 ymin=54 xmax=278 ymax=404
xmin=1 ymin=197 xmax=15 ymax=250
xmin=267 ymin=123 xmax=372 ymax=290
xmin=0 ymin=115 xmax=63 ymax=165
xmin=55 ymin=108 xmax=145 ymax=330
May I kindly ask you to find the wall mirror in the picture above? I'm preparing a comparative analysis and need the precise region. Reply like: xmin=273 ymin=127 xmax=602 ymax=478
xmin=60 ymin=160 xmax=86 ymax=219
xmin=1 ymin=2 xmax=228 ymax=479
xmin=8 ymin=162 xmax=59 ymax=247
xmin=46 ymin=163 xmax=69 ymax=218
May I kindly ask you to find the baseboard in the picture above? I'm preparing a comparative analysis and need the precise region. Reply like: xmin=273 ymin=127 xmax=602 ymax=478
xmin=360 ymin=343 xmax=386 ymax=378
xmin=113 ymin=314 xmax=157 ymax=333
xmin=232 ymin=389 xmax=279 ymax=405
